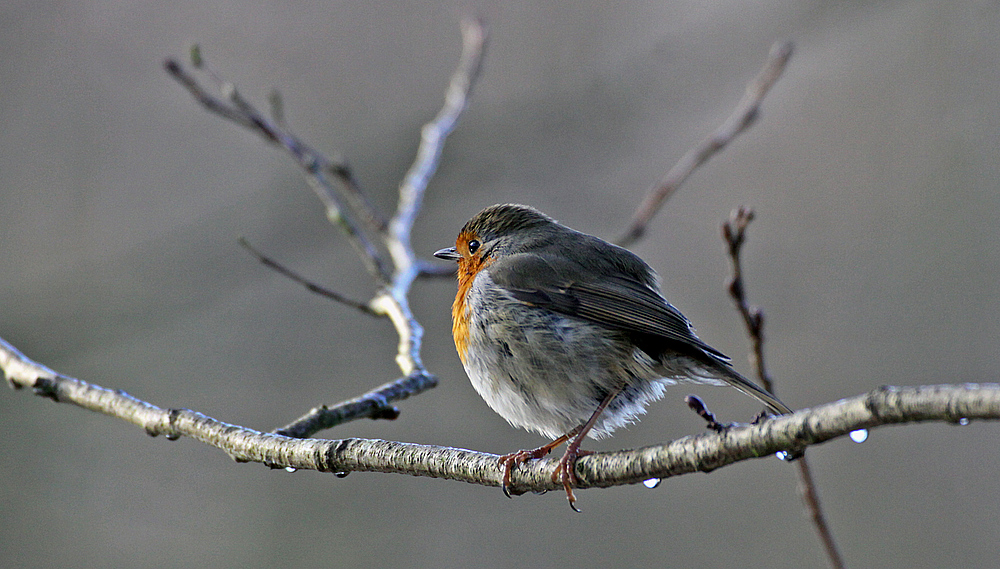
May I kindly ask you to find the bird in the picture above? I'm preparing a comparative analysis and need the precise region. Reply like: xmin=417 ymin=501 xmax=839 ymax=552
xmin=434 ymin=203 xmax=791 ymax=510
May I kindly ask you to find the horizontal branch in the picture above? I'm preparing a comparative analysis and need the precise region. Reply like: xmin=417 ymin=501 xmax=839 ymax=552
xmin=3 ymin=336 xmax=997 ymax=496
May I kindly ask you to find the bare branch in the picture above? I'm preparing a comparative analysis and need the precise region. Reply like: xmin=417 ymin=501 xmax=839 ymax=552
xmin=238 ymin=237 xmax=378 ymax=316
xmin=796 ymin=454 xmax=847 ymax=569
xmin=327 ymin=158 xmax=388 ymax=233
xmin=389 ymin=17 xmax=486 ymax=262
xmin=416 ymin=260 xmax=458 ymax=278
xmin=274 ymin=371 xmax=438 ymax=439
xmin=618 ymin=40 xmax=793 ymax=246
xmin=373 ymin=17 xmax=487 ymax=377
xmin=723 ymin=208 xmax=845 ymax=569
xmin=164 ymin=20 xmax=485 ymax=397
xmin=164 ymin=54 xmax=392 ymax=283
xmin=722 ymin=206 xmax=772 ymax=391
xmin=3 ymin=337 xmax=996 ymax=494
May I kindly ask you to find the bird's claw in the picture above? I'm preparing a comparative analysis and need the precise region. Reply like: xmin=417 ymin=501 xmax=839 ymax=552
xmin=498 ymin=446 xmax=555 ymax=498
xmin=552 ymin=447 xmax=593 ymax=512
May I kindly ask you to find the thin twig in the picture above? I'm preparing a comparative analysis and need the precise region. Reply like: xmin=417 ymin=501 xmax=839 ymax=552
xmin=238 ymin=237 xmax=378 ymax=316
xmin=327 ymin=159 xmax=388 ymax=232
xmin=3 ymin=336 xmax=997 ymax=493
xmin=723 ymin=208 xmax=846 ymax=569
xmin=416 ymin=259 xmax=458 ymax=278
xmin=618 ymin=40 xmax=793 ymax=246
xmin=796 ymin=454 xmax=848 ymax=569
xmin=164 ymin=55 xmax=392 ymax=283
xmin=274 ymin=371 xmax=438 ymax=439
xmin=722 ymin=207 xmax=772 ymax=390
xmin=684 ymin=394 xmax=731 ymax=432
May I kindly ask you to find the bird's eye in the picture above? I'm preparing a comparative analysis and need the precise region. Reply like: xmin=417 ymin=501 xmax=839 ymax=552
xmin=467 ymin=239 xmax=481 ymax=254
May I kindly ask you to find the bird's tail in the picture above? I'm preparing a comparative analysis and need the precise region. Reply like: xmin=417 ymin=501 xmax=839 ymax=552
xmin=716 ymin=365 xmax=792 ymax=416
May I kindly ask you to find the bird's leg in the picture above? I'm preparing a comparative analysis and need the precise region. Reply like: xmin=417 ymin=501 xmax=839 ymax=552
xmin=553 ymin=385 xmax=625 ymax=512
xmin=498 ymin=427 xmax=579 ymax=498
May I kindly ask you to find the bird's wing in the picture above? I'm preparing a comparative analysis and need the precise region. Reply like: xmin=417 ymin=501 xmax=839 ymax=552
xmin=490 ymin=252 xmax=793 ymax=415
xmin=489 ymin=253 xmax=729 ymax=362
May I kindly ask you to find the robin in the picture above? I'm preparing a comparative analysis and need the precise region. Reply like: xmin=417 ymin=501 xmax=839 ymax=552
xmin=435 ymin=204 xmax=791 ymax=510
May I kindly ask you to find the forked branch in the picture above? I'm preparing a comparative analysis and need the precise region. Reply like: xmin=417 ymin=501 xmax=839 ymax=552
xmin=159 ymin=18 xmax=486 ymax=435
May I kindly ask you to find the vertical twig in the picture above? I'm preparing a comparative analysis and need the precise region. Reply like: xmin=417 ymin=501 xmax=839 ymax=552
xmin=375 ymin=17 xmax=486 ymax=376
xmin=723 ymin=207 xmax=846 ymax=569
xmin=389 ymin=17 xmax=486 ymax=278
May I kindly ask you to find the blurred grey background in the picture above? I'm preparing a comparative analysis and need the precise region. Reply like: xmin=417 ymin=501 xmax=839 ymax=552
xmin=2 ymin=1 xmax=998 ymax=567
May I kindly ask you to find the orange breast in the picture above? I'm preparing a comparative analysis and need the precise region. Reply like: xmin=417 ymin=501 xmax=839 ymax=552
xmin=451 ymin=233 xmax=492 ymax=365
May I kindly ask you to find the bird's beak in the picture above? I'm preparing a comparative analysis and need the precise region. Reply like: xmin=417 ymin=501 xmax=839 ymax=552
xmin=434 ymin=247 xmax=461 ymax=261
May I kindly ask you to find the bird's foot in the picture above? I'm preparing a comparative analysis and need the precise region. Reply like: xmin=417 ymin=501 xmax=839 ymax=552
xmin=498 ymin=441 xmax=561 ymax=498
xmin=551 ymin=444 xmax=594 ymax=512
